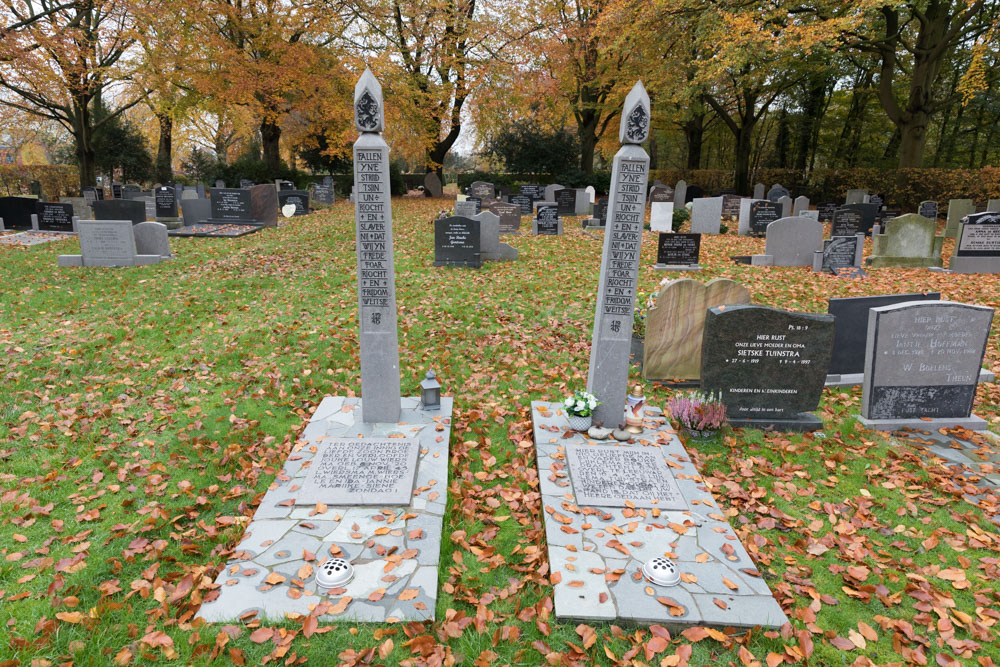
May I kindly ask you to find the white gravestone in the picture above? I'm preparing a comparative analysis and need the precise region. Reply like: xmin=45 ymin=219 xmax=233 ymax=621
xmin=690 ymin=196 xmax=723 ymax=234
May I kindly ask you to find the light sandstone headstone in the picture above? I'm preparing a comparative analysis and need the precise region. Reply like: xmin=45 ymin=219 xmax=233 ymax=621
xmin=867 ymin=214 xmax=943 ymax=268
xmin=753 ymin=183 xmax=765 ymax=200
xmin=133 ymin=221 xmax=172 ymax=258
xmin=778 ymin=195 xmax=793 ymax=218
xmin=585 ymin=185 xmax=596 ymax=204
xmin=845 ymin=189 xmax=867 ymax=205
xmin=988 ymin=199 xmax=1000 ymax=213
xmin=353 ymin=68 xmax=401 ymax=423
xmin=586 ymin=81 xmax=650 ymax=426
xmin=454 ymin=200 xmax=478 ymax=218
xmin=944 ymin=198 xmax=975 ymax=238
xmin=690 ymin=196 xmax=723 ymax=234
xmin=793 ymin=196 xmax=809 ymax=216
xmin=859 ymin=301 xmax=993 ymax=431
xmin=673 ymin=179 xmax=687 ymax=212
xmin=58 ymin=219 xmax=161 ymax=267
xmin=544 ymin=184 xmax=564 ymax=202
xmin=642 ymin=278 xmax=751 ymax=382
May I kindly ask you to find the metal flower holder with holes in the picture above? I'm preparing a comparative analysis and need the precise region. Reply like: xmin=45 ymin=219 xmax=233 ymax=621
xmin=564 ymin=390 xmax=600 ymax=431
xmin=666 ymin=390 xmax=727 ymax=439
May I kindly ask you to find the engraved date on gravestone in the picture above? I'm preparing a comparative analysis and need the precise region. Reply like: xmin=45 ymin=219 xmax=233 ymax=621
xmin=297 ymin=438 xmax=419 ymax=506
xmin=565 ymin=445 xmax=685 ymax=509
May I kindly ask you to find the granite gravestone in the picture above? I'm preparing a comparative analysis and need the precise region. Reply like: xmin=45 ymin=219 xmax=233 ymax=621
xmin=533 ymin=205 xmax=561 ymax=235
xmin=133 ymin=221 xmax=172 ymax=258
xmin=721 ymin=194 xmax=742 ymax=219
xmin=701 ymin=305 xmax=835 ymax=431
xmin=509 ymin=194 xmax=533 ymax=216
xmin=594 ymin=198 xmax=609 ymax=225
xmin=37 ymin=202 xmax=75 ymax=232
xmin=154 ymin=186 xmax=178 ymax=219
xmin=573 ymin=189 xmax=590 ymax=215
xmin=238 ymin=179 xmax=253 ymax=189
xmin=469 ymin=181 xmax=495 ymax=201
xmin=296 ymin=438 xmax=419 ymax=505
xmin=181 ymin=189 xmax=198 ymax=201
xmin=817 ymin=202 xmax=837 ymax=223
xmin=753 ymin=183 xmax=766 ymax=199
xmin=749 ymin=200 xmax=780 ymax=236
xmin=839 ymin=203 xmax=878 ymax=235
xmin=845 ymin=189 xmax=866 ymax=204
xmin=454 ymin=199 xmax=478 ymax=218
xmin=82 ymin=186 xmax=103 ymax=204
xmin=767 ymin=184 xmax=790 ymax=202
xmin=519 ymin=184 xmax=545 ymax=201
xmin=585 ymin=185 xmax=596 ymax=204
xmin=209 ymin=188 xmax=254 ymax=222
xmin=860 ymin=301 xmax=994 ymax=431
xmin=826 ymin=292 xmax=941 ymax=379
xmin=61 ymin=197 xmax=90 ymax=220
xmin=586 ymin=81 xmax=650 ymax=426
xmin=816 ymin=235 xmax=864 ymax=273
xmin=648 ymin=186 xmax=673 ymax=203
xmin=58 ymin=220 xmax=161 ymax=267
xmin=951 ymin=211 xmax=1000 ymax=273
xmin=565 ymin=446 xmax=685 ymax=510
xmin=737 ymin=198 xmax=764 ymax=235
xmin=466 ymin=196 xmax=483 ymax=214
xmin=556 ymin=188 xmax=577 ymax=216
xmin=867 ymin=214 xmax=943 ymax=268
xmin=762 ymin=217 xmax=823 ymax=267
xmin=643 ymin=278 xmax=751 ymax=383
xmin=544 ymin=184 xmax=564 ymax=202
xmin=138 ymin=196 xmax=156 ymax=222
xmin=655 ymin=233 xmax=700 ymax=270
xmin=690 ymin=196 xmax=723 ymax=234
xmin=778 ymin=195 xmax=793 ymax=219
xmin=111 ymin=182 xmax=122 ymax=199
xmin=312 ymin=182 xmax=335 ymax=205
xmin=793 ymin=196 xmax=810 ymax=216
xmin=246 ymin=184 xmax=277 ymax=226
xmin=277 ymin=190 xmax=310 ymax=216
xmin=423 ymin=172 xmax=443 ymax=197
xmin=685 ymin=185 xmax=704 ymax=203
xmin=0 ymin=196 xmax=39 ymax=230
xmin=831 ymin=208 xmax=863 ymax=236
xmin=649 ymin=197 xmax=673 ymax=232
xmin=353 ymin=69 xmax=401 ymax=423
xmin=181 ymin=198 xmax=212 ymax=225
xmin=673 ymin=179 xmax=687 ymax=212
xmin=121 ymin=184 xmax=142 ymax=199
xmin=868 ymin=193 xmax=884 ymax=208
xmin=434 ymin=217 xmax=481 ymax=267
xmin=92 ymin=199 xmax=146 ymax=225
xmin=489 ymin=201 xmax=521 ymax=234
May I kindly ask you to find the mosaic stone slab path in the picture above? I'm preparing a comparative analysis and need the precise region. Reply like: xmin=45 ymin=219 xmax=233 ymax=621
xmin=532 ymin=401 xmax=788 ymax=629
xmin=197 ymin=396 xmax=452 ymax=623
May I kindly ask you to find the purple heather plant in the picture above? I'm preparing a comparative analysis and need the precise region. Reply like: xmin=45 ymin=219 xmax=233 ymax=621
xmin=666 ymin=390 xmax=727 ymax=431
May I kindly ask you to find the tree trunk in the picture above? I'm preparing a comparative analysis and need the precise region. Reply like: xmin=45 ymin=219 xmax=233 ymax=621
xmin=942 ymin=101 xmax=964 ymax=165
xmin=261 ymin=119 xmax=282 ymax=171
xmin=795 ymin=73 xmax=827 ymax=171
xmin=72 ymin=98 xmax=96 ymax=190
xmin=681 ymin=114 xmax=704 ymax=169
xmin=648 ymin=133 xmax=658 ymax=170
xmin=883 ymin=127 xmax=901 ymax=162
xmin=834 ymin=67 xmax=875 ymax=166
xmin=155 ymin=112 xmax=173 ymax=183
xmin=897 ymin=110 xmax=930 ymax=167
xmin=733 ymin=125 xmax=754 ymax=194
xmin=578 ymin=111 xmax=598 ymax=174
xmin=775 ymin=107 xmax=790 ymax=168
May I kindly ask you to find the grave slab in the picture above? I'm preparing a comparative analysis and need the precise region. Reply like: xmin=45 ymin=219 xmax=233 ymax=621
xmin=532 ymin=402 xmax=788 ymax=629
xmin=197 ymin=396 xmax=453 ymax=624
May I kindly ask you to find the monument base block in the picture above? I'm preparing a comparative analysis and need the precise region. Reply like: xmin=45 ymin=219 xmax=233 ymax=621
xmin=196 ymin=396 xmax=453 ymax=624
xmin=948 ymin=257 xmax=1000 ymax=274
xmin=531 ymin=401 xmax=789 ymax=630
xmin=750 ymin=254 xmax=773 ymax=266
xmin=866 ymin=256 xmax=944 ymax=268
xmin=728 ymin=413 xmax=823 ymax=432
xmin=858 ymin=414 xmax=987 ymax=432
xmin=654 ymin=263 xmax=701 ymax=272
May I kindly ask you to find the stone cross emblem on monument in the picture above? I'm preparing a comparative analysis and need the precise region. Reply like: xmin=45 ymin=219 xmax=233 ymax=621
xmin=587 ymin=81 xmax=651 ymax=426
xmin=353 ymin=68 xmax=401 ymax=423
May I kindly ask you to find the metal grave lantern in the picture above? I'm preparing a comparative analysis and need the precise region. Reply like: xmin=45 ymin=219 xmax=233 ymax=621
xmin=420 ymin=370 xmax=441 ymax=410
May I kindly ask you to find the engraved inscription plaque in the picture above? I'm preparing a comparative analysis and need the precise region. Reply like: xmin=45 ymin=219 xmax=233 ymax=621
xmin=298 ymin=438 xmax=419 ymax=505
xmin=566 ymin=445 xmax=685 ymax=509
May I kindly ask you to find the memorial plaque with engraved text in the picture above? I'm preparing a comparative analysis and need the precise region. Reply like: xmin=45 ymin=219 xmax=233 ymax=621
xmin=297 ymin=438 xmax=419 ymax=505
xmin=566 ymin=445 xmax=685 ymax=509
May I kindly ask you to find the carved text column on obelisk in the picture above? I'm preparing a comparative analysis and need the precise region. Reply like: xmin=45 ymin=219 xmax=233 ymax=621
xmin=586 ymin=81 xmax=651 ymax=426
xmin=353 ymin=69 xmax=401 ymax=423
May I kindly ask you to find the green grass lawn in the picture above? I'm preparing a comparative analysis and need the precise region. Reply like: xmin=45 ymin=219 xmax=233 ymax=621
xmin=1 ymin=198 xmax=999 ymax=666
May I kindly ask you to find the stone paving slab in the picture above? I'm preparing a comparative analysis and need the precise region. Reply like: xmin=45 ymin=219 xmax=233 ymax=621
xmin=0 ymin=231 xmax=76 ymax=246
xmin=197 ymin=396 xmax=452 ymax=624
xmin=532 ymin=401 xmax=788 ymax=629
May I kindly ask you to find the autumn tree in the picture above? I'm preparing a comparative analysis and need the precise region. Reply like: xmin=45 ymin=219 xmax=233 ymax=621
xmin=0 ymin=0 xmax=146 ymax=188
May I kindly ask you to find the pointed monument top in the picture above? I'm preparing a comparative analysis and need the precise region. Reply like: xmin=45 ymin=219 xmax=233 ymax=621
xmin=619 ymin=80 xmax=650 ymax=145
xmin=355 ymin=68 xmax=384 ymax=133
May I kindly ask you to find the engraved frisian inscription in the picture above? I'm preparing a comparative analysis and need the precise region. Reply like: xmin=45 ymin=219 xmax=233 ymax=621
xmin=566 ymin=445 xmax=685 ymax=510
xmin=298 ymin=438 xmax=419 ymax=505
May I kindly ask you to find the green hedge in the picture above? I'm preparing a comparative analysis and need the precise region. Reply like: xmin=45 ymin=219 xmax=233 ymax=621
xmin=648 ymin=167 xmax=1000 ymax=210
xmin=0 ymin=165 xmax=79 ymax=198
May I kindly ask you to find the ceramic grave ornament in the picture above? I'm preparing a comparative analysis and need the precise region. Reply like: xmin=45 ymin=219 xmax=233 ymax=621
xmin=353 ymin=68 xmax=401 ymax=423
xmin=587 ymin=81 xmax=650 ymax=426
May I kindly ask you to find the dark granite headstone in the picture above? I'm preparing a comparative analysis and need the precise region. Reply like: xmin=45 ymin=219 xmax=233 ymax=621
xmin=767 ymin=184 xmax=790 ymax=202
xmin=826 ymin=292 xmax=940 ymax=376
xmin=469 ymin=181 xmax=494 ymax=200
xmin=839 ymin=203 xmax=878 ymax=235
xmin=721 ymin=194 xmax=742 ymax=217
xmin=509 ymin=194 xmax=533 ymax=216
xmin=536 ymin=205 xmax=559 ymax=235
xmin=556 ymin=188 xmax=577 ymax=216
xmin=649 ymin=186 xmax=673 ymax=203
xmin=278 ymin=190 xmax=310 ymax=216
xmin=595 ymin=198 xmax=609 ymax=224
xmin=210 ymin=188 xmax=253 ymax=221
xmin=38 ymin=202 xmax=74 ymax=232
xmin=0 ymin=196 xmax=39 ymax=230
xmin=312 ymin=182 xmax=335 ymax=205
xmin=919 ymin=201 xmax=938 ymax=220
xmin=831 ymin=208 xmax=863 ymax=236
xmin=519 ymin=184 xmax=545 ymax=200
xmin=820 ymin=235 xmax=860 ymax=272
xmin=250 ymin=184 xmax=278 ymax=226
xmin=181 ymin=198 xmax=211 ymax=225
xmin=466 ymin=196 xmax=483 ymax=215
xmin=749 ymin=200 xmax=780 ymax=236
xmin=818 ymin=202 xmax=837 ymax=222
xmin=655 ymin=233 xmax=700 ymax=266
xmin=701 ymin=305 xmax=835 ymax=430
xmin=954 ymin=212 xmax=1000 ymax=261
xmin=868 ymin=193 xmax=884 ymax=208
xmin=121 ymin=184 xmax=142 ymax=200
xmin=434 ymin=216 xmax=481 ymax=268
xmin=111 ymin=182 xmax=123 ymax=199
xmin=154 ymin=186 xmax=178 ymax=218
xmin=684 ymin=185 xmax=704 ymax=203
xmin=861 ymin=301 xmax=993 ymax=425
xmin=489 ymin=201 xmax=521 ymax=234
xmin=878 ymin=209 xmax=902 ymax=224
xmin=92 ymin=199 xmax=146 ymax=225
xmin=82 ymin=187 xmax=103 ymax=205
xmin=278 ymin=180 xmax=295 ymax=191
xmin=238 ymin=179 xmax=253 ymax=189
